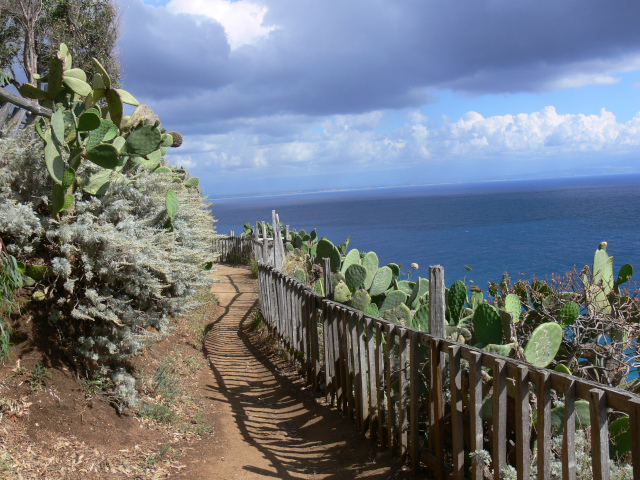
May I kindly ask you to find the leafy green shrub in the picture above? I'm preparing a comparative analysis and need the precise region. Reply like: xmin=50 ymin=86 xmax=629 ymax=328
xmin=0 ymin=44 xmax=216 ymax=410
xmin=0 ymin=248 xmax=23 ymax=363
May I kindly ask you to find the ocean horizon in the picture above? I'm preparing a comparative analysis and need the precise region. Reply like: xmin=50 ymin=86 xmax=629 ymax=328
xmin=211 ymin=173 xmax=640 ymax=291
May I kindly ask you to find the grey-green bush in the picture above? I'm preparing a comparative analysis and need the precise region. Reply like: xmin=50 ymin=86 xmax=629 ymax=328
xmin=0 ymin=134 xmax=216 ymax=410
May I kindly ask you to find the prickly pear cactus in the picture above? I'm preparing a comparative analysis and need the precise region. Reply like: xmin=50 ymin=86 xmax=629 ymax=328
xmin=396 ymin=280 xmax=415 ymax=296
xmin=340 ymin=249 xmax=361 ymax=274
xmin=349 ymin=289 xmax=372 ymax=311
xmin=447 ymin=280 xmax=467 ymax=325
xmin=482 ymin=343 xmax=514 ymax=357
xmin=330 ymin=272 xmax=345 ymax=291
xmin=344 ymin=264 xmax=367 ymax=293
xmin=408 ymin=277 xmax=429 ymax=310
xmin=333 ymin=281 xmax=352 ymax=303
xmin=411 ymin=304 xmax=429 ymax=332
xmin=364 ymin=303 xmax=379 ymax=317
xmin=387 ymin=263 xmax=400 ymax=281
xmin=369 ymin=266 xmax=393 ymax=296
xmin=614 ymin=263 xmax=634 ymax=292
xmin=314 ymin=279 xmax=325 ymax=296
xmin=379 ymin=290 xmax=407 ymax=314
xmin=593 ymin=241 xmax=614 ymax=294
xmin=473 ymin=303 xmax=503 ymax=345
xmin=558 ymin=301 xmax=580 ymax=327
xmin=294 ymin=269 xmax=307 ymax=284
xmin=383 ymin=303 xmax=411 ymax=326
xmin=316 ymin=238 xmax=341 ymax=273
xmin=469 ymin=286 xmax=483 ymax=311
xmin=362 ymin=251 xmax=379 ymax=290
xmin=523 ymin=322 xmax=563 ymax=368
xmin=503 ymin=293 xmax=521 ymax=323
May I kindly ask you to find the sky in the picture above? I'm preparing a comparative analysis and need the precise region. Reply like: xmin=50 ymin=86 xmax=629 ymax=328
xmin=116 ymin=0 xmax=640 ymax=198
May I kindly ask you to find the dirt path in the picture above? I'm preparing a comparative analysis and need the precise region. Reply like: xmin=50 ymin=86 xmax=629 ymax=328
xmin=178 ymin=264 xmax=411 ymax=480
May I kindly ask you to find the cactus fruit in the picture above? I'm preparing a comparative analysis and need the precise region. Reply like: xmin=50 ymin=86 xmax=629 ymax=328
xmin=503 ymin=293 xmax=521 ymax=323
xmin=473 ymin=303 xmax=503 ymax=345
xmin=369 ymin=266 xmax=393 ymax=296
xmin=384 ymin=303 xmax=411 ymax=326
xmin=593 ymin=241 xmax=614 ymax=294
xmin=344 ymin=264 xmax=367 ymax=292
xmin=340 ymin=249 xmax=361 ymax=274
xmin=362 ymin=251 xmax=379 ymax=290
xmin=523 ymin=322 xmax=563 ymax=368
xmin=316 ymin=238 xmax=341 ymax=273
xmin=558 ymin=301 xmax=580 ymax=327
xmin=349 ymin=289 xmax=371 ymax=311
xmin=447 ymin=280 xmax=467 ymax=325
xmin=379 ymin=290 xmax=408 ymax=314
xmin=333 ymin=281 xmax=352 ymax=303
xmin=411 ymin=304 xmax=429 ymax=332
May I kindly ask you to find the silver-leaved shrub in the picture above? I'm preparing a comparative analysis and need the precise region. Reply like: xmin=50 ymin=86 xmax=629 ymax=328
xmin=0 ymin=134 xmax=215 ymax=409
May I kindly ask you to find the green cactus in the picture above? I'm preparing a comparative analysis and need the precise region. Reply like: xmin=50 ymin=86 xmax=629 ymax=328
xmin=314 ymin=279 xmax=325 ymax=296
xmin=609 ymin=416 xmax=631 ymax=459
xmin=184 ymin=177 xmax=199 ymax=188
xmin=614 ymin=263 xmax=633 ymax=293
xmin=294 ymin=269 xmax=306 ymax=283
xmin=364 ymin=303 xmax=379 ymax=317
xmin=411 ymin=304 xmax=429 ymax=332
xmin=482 ymin=343 xmax=514 ymax=357
xmin=384 ymin=303 xmax=411 ymax=326
xmin=166 ymin=190 xmax=178 ymax=223
xmin=554 ymin=364 xmax=572 ymax=375
xmin=316 ymin=238 xmax=341 ymax=273
xmin=473 ymin=303 xmax=503 ymax=345
xmin=362 ymin=251 xmax=379 ymax=290
xmin=123 ymin=123 xmax=163 ymax=156
xmin=558 ymin=301 xmax=580 ymax=327
xmin=387 ymin=263 xmax=400 ymax=281
xmin=408 ymin=277 xmax=429 ymax=310
xmin=349 ymin=289 xmax=372 ymax=311
xmin=592 ymin=241 xmax=614 ymax=295
xmin=344 ymin=264 xmax=367 ymax=293
xmin=503 ymin=293 xmax=521 ymax=323
xmin=340 ymin=248 xmax=361 ymax=274
xmin=379 ymin=290 xmax=408 ymax=314
xmin=333 ymin=281 xmax=352 ymax=303
xmin=369 ymin=266 xmax=393 ymax=296
xmin=522 ymin=322 xmax=563 ymax=368
xmin=331 ymin=272 xmax=345 ymax=291
xmin=447 ymin=280 xmax=467 ymax=325
xmin=469 ymin=286 xmax=483 ymax=311
xmin=547 ymin=400 xmax=591 ymax=434
xmin=396 ymin=280 xmax=415 ymax=296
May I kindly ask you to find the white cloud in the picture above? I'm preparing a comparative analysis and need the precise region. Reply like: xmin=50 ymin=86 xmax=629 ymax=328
xmin=166 ymin=0 xmax=276 ymax=49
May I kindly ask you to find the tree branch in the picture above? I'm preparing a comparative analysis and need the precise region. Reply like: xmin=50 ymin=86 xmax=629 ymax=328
xmin=0 ymin=87 xmax=51 ymax=117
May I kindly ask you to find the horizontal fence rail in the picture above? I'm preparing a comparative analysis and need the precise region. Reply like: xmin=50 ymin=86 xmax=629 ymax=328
xmin=212 ymin=234 xmax=255 ymax=264
xmin=256 ymin=261 xmax=640 ymax=479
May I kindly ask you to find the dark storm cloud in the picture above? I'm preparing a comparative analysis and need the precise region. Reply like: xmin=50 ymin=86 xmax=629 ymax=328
xmin=119 ymin=0 xmax=640 ymax=128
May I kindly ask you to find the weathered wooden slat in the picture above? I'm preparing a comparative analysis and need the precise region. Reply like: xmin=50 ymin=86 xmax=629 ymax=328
xmin=376 ymin=321 xmax=385 ymax=446
xmin=356 ymin=312 xmax=369 ymax=432
xmin=409 ymin=330 xmax=420 ymax=474
xmin=629 ymin=398 xmax=640 ymax=480
xmin=336 ymin=307 xmax=347 ymax=413
xmin=332 ymin=305 xmax=343 ymax=408
xmin=448 ymin=345 xmax=464 ymax=480
xmin=430 ymin=338 xmax=445 ymax=479
xmin=492 ymin=358 xmax=507 ymax=480
xmin=323 ymin=302 xmax=334 ymax=404
xmin=536 ymin=371 xmax=552 ymax=480
xmin=348 ymin=310 xmax=359 ymax=423
xmin=385 ymin=323 xmax=396 ymax=454
xmin=399 ymin=327 xmax=408 ymax=458
xmin=589 ymin=388 xmax=610 ymax=480
xmin=562 ymin=378 xmax=577 ymax=480
xmin=341 ymin=308 xmax=353 ymax=418
xmin=515 ymin=365 xmax=530 ymax=480
xmin=311 ymin=296 xmax=320 ymax=391
xmin=467 ymin=350 xmax=484 ymax=480
xmin=429 ymin=265 xmax=446 ymax=338
xmin=366 ymin=318 xmax=378 ymax=440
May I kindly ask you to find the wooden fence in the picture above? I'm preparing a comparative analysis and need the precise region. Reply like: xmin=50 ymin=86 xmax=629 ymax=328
xmin=256 ymin=260 xmax=640 ymax=480
xmin=212 ymin=233 xmax=255 ymax=264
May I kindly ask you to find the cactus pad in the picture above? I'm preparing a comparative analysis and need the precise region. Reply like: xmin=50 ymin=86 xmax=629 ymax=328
xmin=345 ymin=264 xmax=367 ymax=292
xmin=333 ymin=280 xmax=352 ymax=303
xmin=364 ymin=303 xmax=379 ymax=317
xmin=316 ymin=238 xmax=341 ymax=273
xmin=384 ymin=303 xmax=411 ymax=326
xmin=362 ymin=251 xmax=379 ymax=290
xmin=294 ymin=269 xmax=306 ymax=284
xmin=411 ymin=304 xmax=429 ymax=332
xmin=369 ymin=266 xmax=393 ymax=296
xmin=504 ymin=293 xmax=521 ymax=323
xmin=86 ymin=144 xmax=120 ymax=169
xmin=408 ymin=277 xmax=429 ymax=309
xmin=558 ymin=301 xmax=580 ymax=327
xmin=340 ymin=248 xmax=360 ymax=274
xmin=523 ymin=322 xmax=562 ymax=368
xmin=379 ymin=290 xmax=408 ymax=314
xmin=447 ymin=280 xmax=467 ymax=325
xmin=473 ymin=303 xmax=503 ymax=345
xmin=331 ymin=272 xmax=345 ymax=292
xmin=609 ymin=417 xmax=632 ymax=459
xmin=397 ymin=280 xmax=415 ymax=296
xmin=593 ymin=242 xmax=614 ymax=294
xmin=349 ymin=289 xmax=371 ymax=311
xmin=165 ymin=190 xmax=178 ymax=222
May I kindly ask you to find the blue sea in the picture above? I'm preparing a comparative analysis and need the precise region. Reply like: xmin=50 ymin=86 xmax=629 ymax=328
xmin=211 ymin=174 xmax=640 ymax=292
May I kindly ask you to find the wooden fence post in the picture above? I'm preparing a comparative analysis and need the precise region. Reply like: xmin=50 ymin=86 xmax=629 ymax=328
xmin=323 ymin=258 xmax=332 ymax=298
xmin=429 ymin=265 xmax=445 ymax=338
